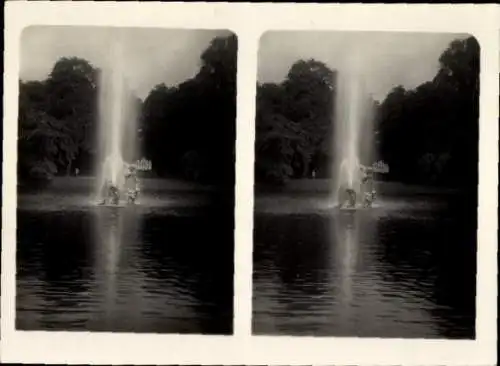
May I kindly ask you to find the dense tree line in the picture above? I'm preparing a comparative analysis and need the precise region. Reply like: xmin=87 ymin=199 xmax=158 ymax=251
xmin=18 ymin=34 xmax=478 ymax=192
xmin=18 ymin=57 xmax=99 ymax=181
xmin=255 ymin=60 xmax=337 ymax=183
xmin=376 ymin=36 xmax=479 ymax=189
xmin=141 ymin=34 xmax=237 ymax=187
xmin=18 ymin=34 xmax=237 ymax=189
xmin=255 ymin=36 xmax=479 ymax=191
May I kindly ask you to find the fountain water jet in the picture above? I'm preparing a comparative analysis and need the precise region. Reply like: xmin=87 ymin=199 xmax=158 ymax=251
xmin=332 ymin=59 xmax=376 ymax=208
xmin=95 ymin=34 xmax=140 ymax=204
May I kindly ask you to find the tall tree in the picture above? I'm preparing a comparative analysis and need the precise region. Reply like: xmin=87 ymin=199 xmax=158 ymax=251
xmin=254 ymin=59 xmax=336 ymax=183
xmin=46 ymin=57 xmax=99 ymax=174
xmin=376 ymin=36 xmax=479 ymax=187
xmin=18 ymin=80 xmax=77 ymax=181
xmin=141 ymin=34 xmax=237 ymax=185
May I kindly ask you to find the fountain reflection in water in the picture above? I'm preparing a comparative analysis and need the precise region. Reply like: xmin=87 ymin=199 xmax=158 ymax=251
xmin=93 ymin=208 xmax=142 ymax=329
xmin=332 ymin=56 xmax=376 ymax=208
xmin=333 ymin=214 xmax=359 ymax=314
xmin=331 ymin=211 xmax=378 ymax=323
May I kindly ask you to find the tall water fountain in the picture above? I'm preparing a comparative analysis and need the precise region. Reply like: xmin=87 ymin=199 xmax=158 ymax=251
xmin=95 ymin=34 xmax=140 ymax=205
xmin=332 ymin=60 xmax=376 ymax=208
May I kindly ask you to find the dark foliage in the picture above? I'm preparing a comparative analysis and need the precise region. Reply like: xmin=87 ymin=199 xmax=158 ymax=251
xmin=18 ymin=34 xmax=237 ymax=189
xmin=255 ymin=36 xmax=479 ymax=192
xmin=17 ymin=34 xmax=478 ymax=194
xmin=141 ymin=34 xmax=237 ymax=187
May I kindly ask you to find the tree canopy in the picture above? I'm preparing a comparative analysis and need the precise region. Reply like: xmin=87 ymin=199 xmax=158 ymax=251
xmin=17 ymin=34 xmax=478 ymax=194
xmin=255 ymin=59 xmax=337 ymax=184
xmin=18 ymin=57 xmax=99 ymax=181
xmin=18 ymin=34 xmax=237 ymax=188
xmin=140 ymin=33 xmax=237 ymax=186
xmin=255 ymin=36 xmax=479 ymax=190
xmin=376 ymin=36 xmax=479 ymax=189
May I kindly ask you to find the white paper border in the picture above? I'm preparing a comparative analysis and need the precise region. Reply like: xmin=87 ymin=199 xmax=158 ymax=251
xmin=2 ymin=2 xmax=498 ymax=365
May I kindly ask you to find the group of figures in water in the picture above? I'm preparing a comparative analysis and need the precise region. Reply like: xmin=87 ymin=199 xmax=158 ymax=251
xmin=96 ymin=155 xmax=383 ymax=209
xmin=339 ymin=163 xmax=381 ymax=209
xmin=98 ymin=162 xmax=141 ymax=206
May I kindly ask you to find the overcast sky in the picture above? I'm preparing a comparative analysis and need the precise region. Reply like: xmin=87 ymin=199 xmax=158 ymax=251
xmin=258 ymin=31 xmax=469 ymax=101
xmin=20 ymin=26 xmax=232 ymax=100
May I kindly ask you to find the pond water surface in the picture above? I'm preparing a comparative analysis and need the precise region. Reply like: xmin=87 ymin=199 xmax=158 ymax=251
xmin=252 ymin=185 xmax=476 ymax=339
xmin=16 ymin=180 xmax=234 ymax=334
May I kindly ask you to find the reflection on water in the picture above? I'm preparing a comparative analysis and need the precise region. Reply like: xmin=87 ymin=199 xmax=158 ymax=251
xmin=16 ymin=194 xmax=234 ymax=334
xmin=332 ymin=213 xmax=363 ymax=322
xmin=252 ymin=195 xmax=476 ymax=338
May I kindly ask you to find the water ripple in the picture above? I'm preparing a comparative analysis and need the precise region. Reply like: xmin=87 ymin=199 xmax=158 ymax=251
xmin=16 ymin=193 xmax=234 ymax=334
xmin=252 ymin=201 xmax=476 ymax=339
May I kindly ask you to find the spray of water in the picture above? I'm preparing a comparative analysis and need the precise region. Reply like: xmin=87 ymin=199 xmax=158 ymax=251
xmin=95 ymin=32 xmax=139 ymax=200
xmin=332 ymin=57 xmax=375 ymax=207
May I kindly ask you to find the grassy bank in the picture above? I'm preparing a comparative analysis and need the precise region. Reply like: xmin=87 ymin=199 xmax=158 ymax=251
xmin=254 ymin=178 xmax=460 ymax=196
xmin=18 ymin=176 xmax=216 ymax=194
xmin=19 ymin=176 xmax=460 ymax=197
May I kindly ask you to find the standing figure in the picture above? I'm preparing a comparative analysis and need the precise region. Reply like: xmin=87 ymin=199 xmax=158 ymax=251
xmin=360 ymin=165 xmax=376 ymax=208
xmin=109 ymin=184 xmax=120 ymax=205
xmin=338 ymin=158 xmax=363 ymax=209
xmin=124 ymin=164 xmax=140 ymax=204
xmin=344 ymin=187 xmax=357 ymax=208
xmin=363 ymin=190 xmax=376 ymax=208
xmin=98 ymin=179 xmax=121 ymax=205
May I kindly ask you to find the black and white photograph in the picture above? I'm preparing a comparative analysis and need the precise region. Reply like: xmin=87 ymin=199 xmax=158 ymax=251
xmin=15 ymin=26 xmax=236 ymax=334
xmin=2 ymin=3 xmax=498 ymax=366
xmin=252 ymin=31 xmax=480 ymax=339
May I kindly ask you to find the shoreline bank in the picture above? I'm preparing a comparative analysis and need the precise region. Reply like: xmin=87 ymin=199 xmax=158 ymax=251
xmin=254 ymin=179 xmax=460 ymax=196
